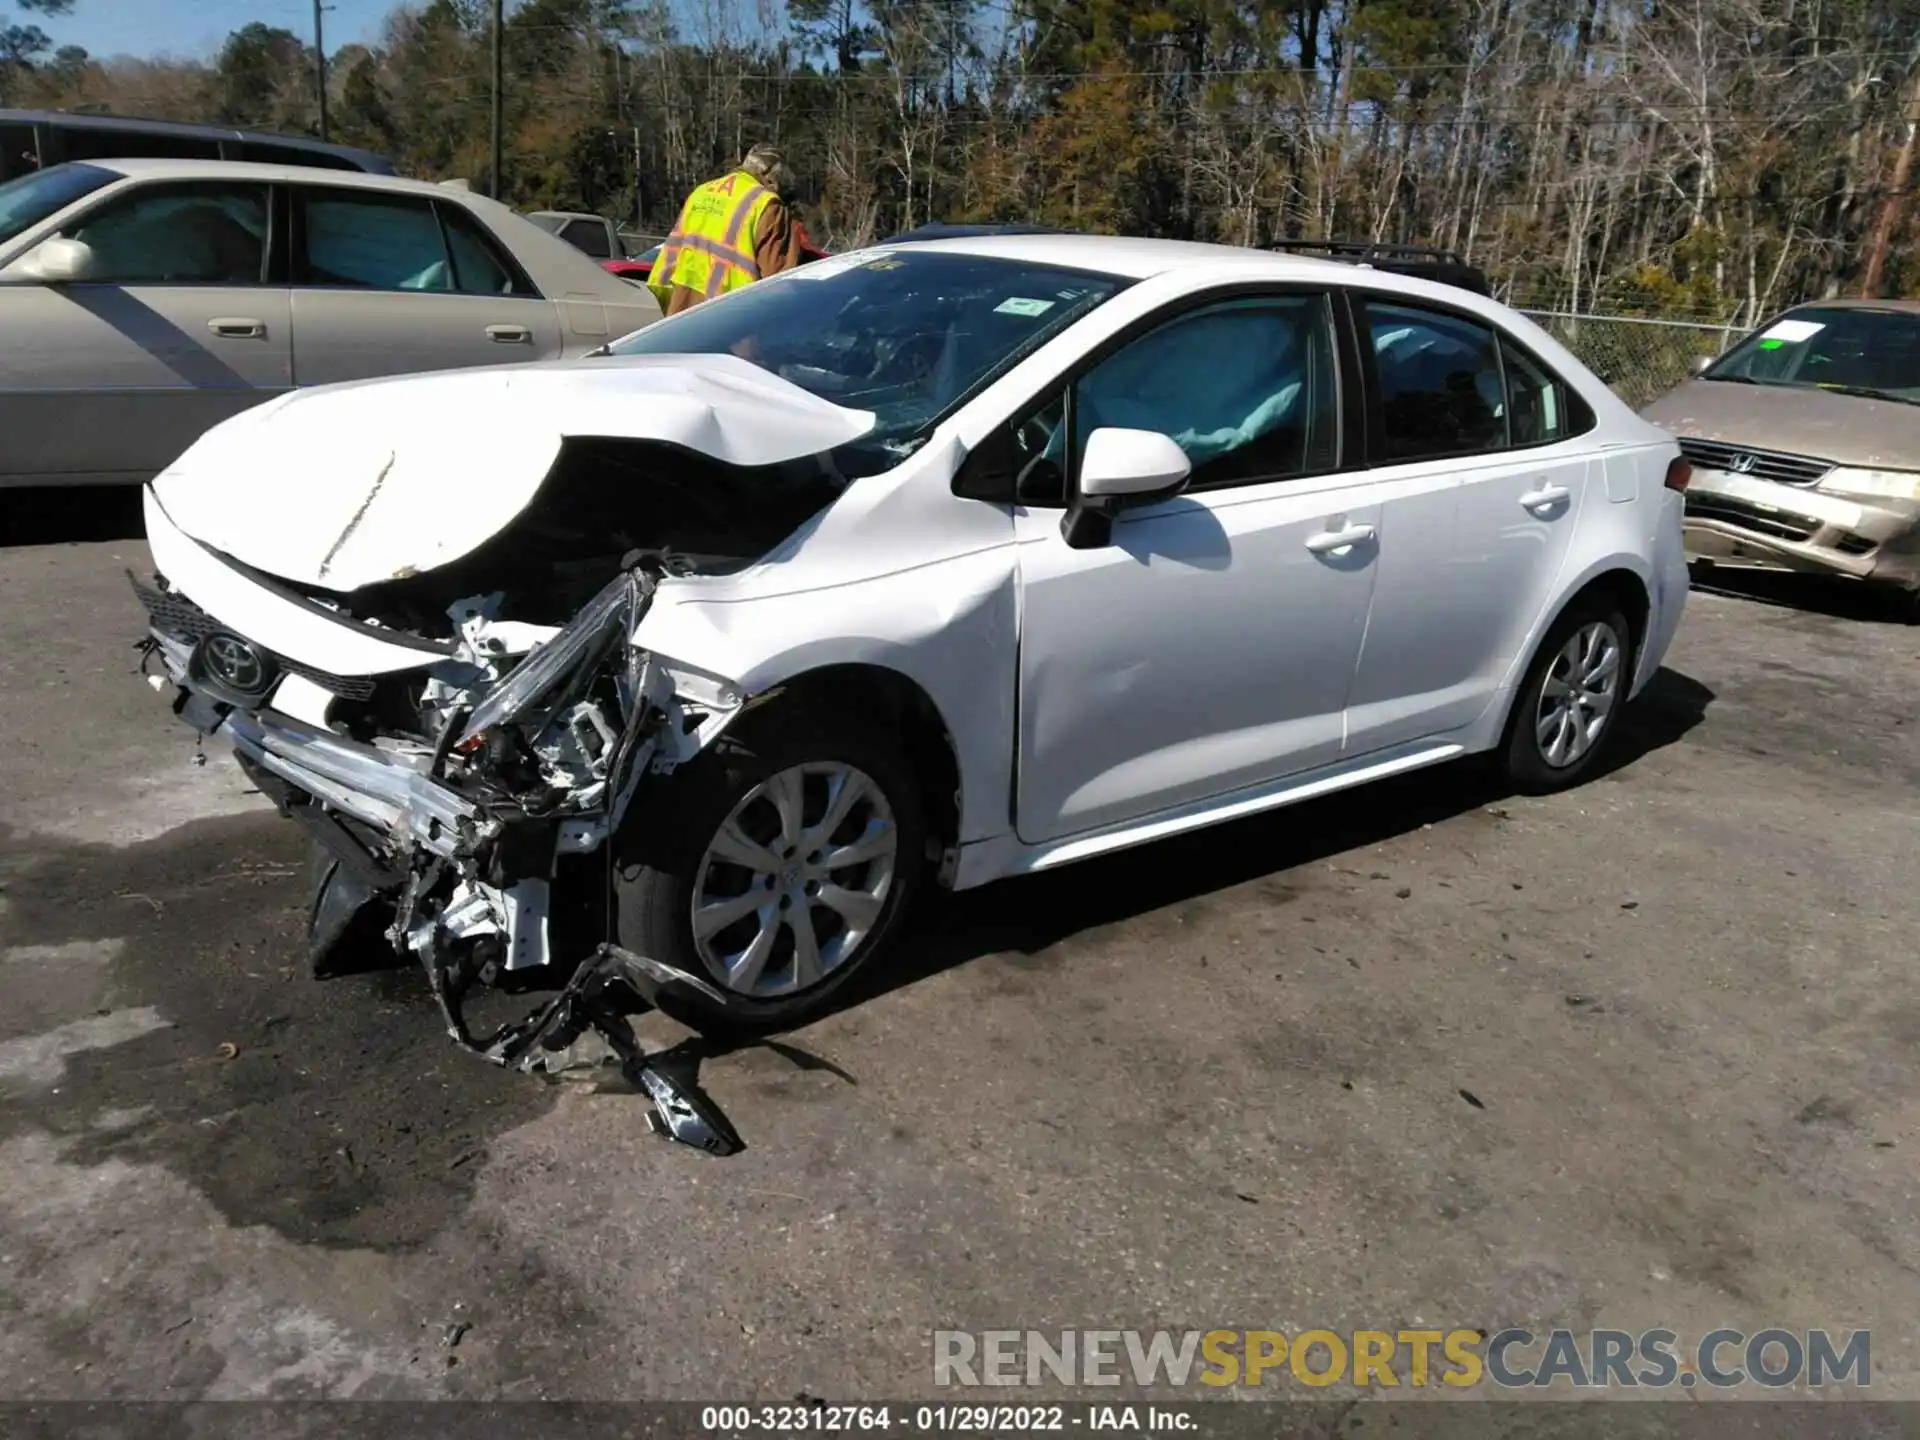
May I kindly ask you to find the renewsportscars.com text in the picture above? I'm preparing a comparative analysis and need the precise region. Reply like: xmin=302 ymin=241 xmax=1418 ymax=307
xmin=933 ymin=1328 xmax=1871 ymax=1390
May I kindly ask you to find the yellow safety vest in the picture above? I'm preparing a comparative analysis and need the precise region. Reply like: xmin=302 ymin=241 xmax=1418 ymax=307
xmin=649 ymin=171 xmax=775 ymax=308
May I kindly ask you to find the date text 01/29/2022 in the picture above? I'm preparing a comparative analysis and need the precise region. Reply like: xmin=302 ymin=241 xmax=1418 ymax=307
xmin=700 ymin=1404 xmax=1196 ymax=1432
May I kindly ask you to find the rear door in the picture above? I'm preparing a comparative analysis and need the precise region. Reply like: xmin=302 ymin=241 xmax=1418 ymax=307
xmin=288 ymin=181 xmax=562 ymax=385
xmin=0 ymin=177 xmax=290 ymax=484
xmin=1342 ymin=295 xmax=1592 ymax=756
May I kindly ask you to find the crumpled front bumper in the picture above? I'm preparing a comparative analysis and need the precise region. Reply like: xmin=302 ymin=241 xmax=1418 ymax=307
xmin=132 ymin=563 xmax=490 ymax=859
xmin=225 ymin=704 xmax=484 ymax=860
xmin=1682 ymin=469 xmax=1920 ymax=589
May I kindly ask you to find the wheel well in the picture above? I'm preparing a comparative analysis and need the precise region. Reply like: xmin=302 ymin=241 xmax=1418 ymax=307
xmin=1572 ymin=567 xmax=1651 ymax=665
xmin=741 ymin=664 xmax=963 ymax=875
xmin=1498 ymin=568 xmax=1652 ymax=746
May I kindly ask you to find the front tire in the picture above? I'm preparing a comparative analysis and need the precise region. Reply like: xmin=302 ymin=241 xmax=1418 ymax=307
xmin=613 ymin=711 xmax=924 ymax=1033
xmin=1500 ymin=596 xmax=1634 ymax=794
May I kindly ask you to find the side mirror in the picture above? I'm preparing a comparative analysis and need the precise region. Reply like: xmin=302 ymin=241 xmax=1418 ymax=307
xmin=1689 ymin=354 xmax=1714 ymax=378
xmin=16 ymin=236 xmax=95 ymax=283
xmin=1062 ymin=427 xmax=1192 ymax=549
xmin=1079 ymin=427 xmax=1192 ymax=501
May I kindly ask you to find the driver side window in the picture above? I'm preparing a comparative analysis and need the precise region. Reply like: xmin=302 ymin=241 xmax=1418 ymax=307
xmin=967 ymin=292 xmax=1342 ymax=510
xmin=61 ymin=181 xmax=270 ymax=285
xmin=1072 ymin=295 xmax=1340 ymax=494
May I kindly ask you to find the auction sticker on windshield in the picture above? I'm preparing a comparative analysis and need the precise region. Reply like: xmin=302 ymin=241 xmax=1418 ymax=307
xmin=1758 ymin=318 xmax=1825 ymax=344
xmin=996 ymin=297 xmax=1055 ymax=317
xmin=783 ymin=253 xmax=870 ymax=280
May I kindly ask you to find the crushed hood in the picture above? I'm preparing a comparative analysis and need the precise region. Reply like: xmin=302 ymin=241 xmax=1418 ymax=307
xmin=149 ymin=353 xmax=877 ymax=592
xmin=1641 ymin=379 xmax=1920 ymax=470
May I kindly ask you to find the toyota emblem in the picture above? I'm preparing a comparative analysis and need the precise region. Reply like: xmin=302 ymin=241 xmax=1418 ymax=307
xmin=201 ymin=633 xmax=269 ymax=694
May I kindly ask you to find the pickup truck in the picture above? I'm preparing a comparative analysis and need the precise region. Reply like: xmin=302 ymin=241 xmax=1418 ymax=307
xmin=524 ymin=210 xmax=624 ymax=261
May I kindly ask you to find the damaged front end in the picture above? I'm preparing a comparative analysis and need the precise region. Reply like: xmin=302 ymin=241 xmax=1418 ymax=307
xmin=137 ymin=555 xmax=746 ymax=1152
xmin=132 ymin=356 xmax=887 ymax=1153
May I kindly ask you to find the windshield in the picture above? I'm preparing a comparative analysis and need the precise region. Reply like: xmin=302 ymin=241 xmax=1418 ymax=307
xmin=1705 ymin=305 xmax=1920 ymax=405
xmin=0 ymin=162 xmax=118 ymax=251
xmin=606 ymin=249 xmax=1128 ymax=473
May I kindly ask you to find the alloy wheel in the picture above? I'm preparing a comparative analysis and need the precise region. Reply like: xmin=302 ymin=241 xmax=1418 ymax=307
xmin=1534 ymin=620 xmax=1623 ymax=769
xmin=689 ymin=762 xmax=899 ymax=998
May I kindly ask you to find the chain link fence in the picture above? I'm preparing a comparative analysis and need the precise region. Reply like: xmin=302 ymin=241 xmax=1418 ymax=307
xmin=1518 ymin=310 xmax=1744 ymax=410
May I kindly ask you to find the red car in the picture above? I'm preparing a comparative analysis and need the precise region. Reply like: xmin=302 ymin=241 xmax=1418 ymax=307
xmin=603 ymin=228 xmax=829 ymax=286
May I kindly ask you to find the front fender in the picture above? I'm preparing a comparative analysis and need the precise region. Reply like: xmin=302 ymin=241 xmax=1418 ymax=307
xmin=635 ymin=547 xmax=1020 ymax=845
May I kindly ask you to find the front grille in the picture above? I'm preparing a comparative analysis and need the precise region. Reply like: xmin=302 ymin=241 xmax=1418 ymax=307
xmin=129 ymin=572 xmax=378 ymax=702
xmin=1833 ymin=533 xmax=1877 ymax=556
xmin=1683 ymin=494 xmax=1818 ymax=543
xmin=1678 ymin=437 xmax=1832 ymax=487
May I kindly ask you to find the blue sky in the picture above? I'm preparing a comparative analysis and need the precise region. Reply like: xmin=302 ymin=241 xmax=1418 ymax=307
xmin=46 ymin=0 xmax=398 ymax=62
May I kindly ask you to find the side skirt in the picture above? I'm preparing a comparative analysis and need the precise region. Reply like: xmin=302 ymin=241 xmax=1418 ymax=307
xmin=950 ymin=736 xmax=1472 ymax=891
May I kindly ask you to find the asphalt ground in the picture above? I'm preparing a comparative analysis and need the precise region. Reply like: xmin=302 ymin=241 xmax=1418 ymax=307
xmin=0 ymin=486 xmax=1914 ymax=1408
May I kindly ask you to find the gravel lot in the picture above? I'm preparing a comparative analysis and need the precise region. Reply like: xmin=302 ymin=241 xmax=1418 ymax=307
xmin=0 ymin=490 xmax=1915 ymax=1405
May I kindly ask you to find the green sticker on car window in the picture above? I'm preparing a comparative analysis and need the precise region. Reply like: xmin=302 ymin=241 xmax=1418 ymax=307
xmin=1758 ymin=339 xmax=1785 ymax=350
xmin=995 ymin=297 xmax=1054 ymax=317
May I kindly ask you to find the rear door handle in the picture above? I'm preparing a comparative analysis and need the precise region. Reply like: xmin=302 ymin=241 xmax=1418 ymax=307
xmin=1520 ymin=482 xmax=1571 ymax=510
xmin=207 ymin=317 xmax=264 ymax=339
xmin=486 ymin=324 xmax=532 ymax=344
xmin=1305 ymin=523 xmax=1377 ymax=555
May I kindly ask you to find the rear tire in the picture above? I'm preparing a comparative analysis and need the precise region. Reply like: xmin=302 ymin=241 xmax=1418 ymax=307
xmin=613 ymin=709 xmax=924 ymax=1034
xmin=1499 ymin=595 xmax=1634 ymax=795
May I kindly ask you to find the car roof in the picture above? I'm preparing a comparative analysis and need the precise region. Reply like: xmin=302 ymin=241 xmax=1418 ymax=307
xmin=865 ymin=232 xmax=1433 ymax=287
xmin=0 ymin=108 xmax=393 ymax=172
xmin=72 ymin=156 xmax=484 ymax=200
xmin=1783 ymin=297 xmax=1920 ymax=315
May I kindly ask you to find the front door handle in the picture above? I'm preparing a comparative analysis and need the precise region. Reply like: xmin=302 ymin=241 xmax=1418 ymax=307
xmin=207 ymin=317 xmax=264 ymax=339
xmin=486 ymin=324 xmax=532 ymax=344
xmin=1520 ymin=482 xmax=1571 ymax=510
xmin=1305 ymin=523 xmax=1377 ymax=555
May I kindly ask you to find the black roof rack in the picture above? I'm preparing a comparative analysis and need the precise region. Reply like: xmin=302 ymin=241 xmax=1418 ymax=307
xmin=1266 ymin=239 xmax=1491 ymax=296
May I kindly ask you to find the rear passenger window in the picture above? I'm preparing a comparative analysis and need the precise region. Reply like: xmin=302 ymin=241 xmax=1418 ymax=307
xmin=1502 ymin=338 xmax=1573 ymax=445
xmin=1363 ymin=300 xmax=1505 ymax=462
xmin=59 ymin=128 xmax=220 ymax=163
xmin=439 ymin=202 xmax=534 ymax=296
xmin=0 ymin=122 xmax=38 ymax=182
xmin=298 ymin=189 xmax=451 ymax=291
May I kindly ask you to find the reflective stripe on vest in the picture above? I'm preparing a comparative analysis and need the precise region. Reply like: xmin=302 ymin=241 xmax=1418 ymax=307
xmin=650 ymin=174 xmax=772 ymax=306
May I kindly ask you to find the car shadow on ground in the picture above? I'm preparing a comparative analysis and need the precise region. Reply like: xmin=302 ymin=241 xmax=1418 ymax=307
xmin=0 ymin=486 xmax=145 ymax=547
xmin=667 ymin=665 xmax=1717 ymax=1081
xmin=1688 ymin=562 xmax=1913 ymax=625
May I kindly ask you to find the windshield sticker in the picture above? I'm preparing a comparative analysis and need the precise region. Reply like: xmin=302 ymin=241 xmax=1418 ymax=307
xmin=860 ymin=255 xmax=905 ymax=271
xmin=996 ymin=296 xmax=1055 ymax=317
xmin=785 ymin=253 xmax=867 ymax=281
xmin=1758 ymin=318 xmax=1824 ymax=344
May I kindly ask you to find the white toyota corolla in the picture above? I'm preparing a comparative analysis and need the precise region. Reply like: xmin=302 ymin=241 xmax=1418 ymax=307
xmin=135 ymin=234 xmax=1691 ymax=1042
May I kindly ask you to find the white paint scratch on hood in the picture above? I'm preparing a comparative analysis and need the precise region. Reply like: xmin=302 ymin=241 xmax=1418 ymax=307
xmin=149 ymin=353 xmax=877 ymax=592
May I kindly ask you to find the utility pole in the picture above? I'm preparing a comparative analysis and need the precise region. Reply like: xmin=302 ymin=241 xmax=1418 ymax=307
xmin=489 ymin=0 xmax=505 ymax=201
xmin=1860 ymin=72 xmax=1920 ymax=298
xmin=633 ymin=124 xmax=643 ymax=229
xmin=313 ymin=0 xmax=330 ymax=142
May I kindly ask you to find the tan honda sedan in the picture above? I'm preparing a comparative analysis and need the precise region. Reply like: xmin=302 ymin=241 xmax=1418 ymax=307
xmin=1640 ymin=299 xmax=1920 ymax=618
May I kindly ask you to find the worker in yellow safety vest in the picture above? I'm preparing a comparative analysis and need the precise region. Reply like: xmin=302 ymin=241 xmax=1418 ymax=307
xmin=649 ymin=144 xmax=805 ymax=316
